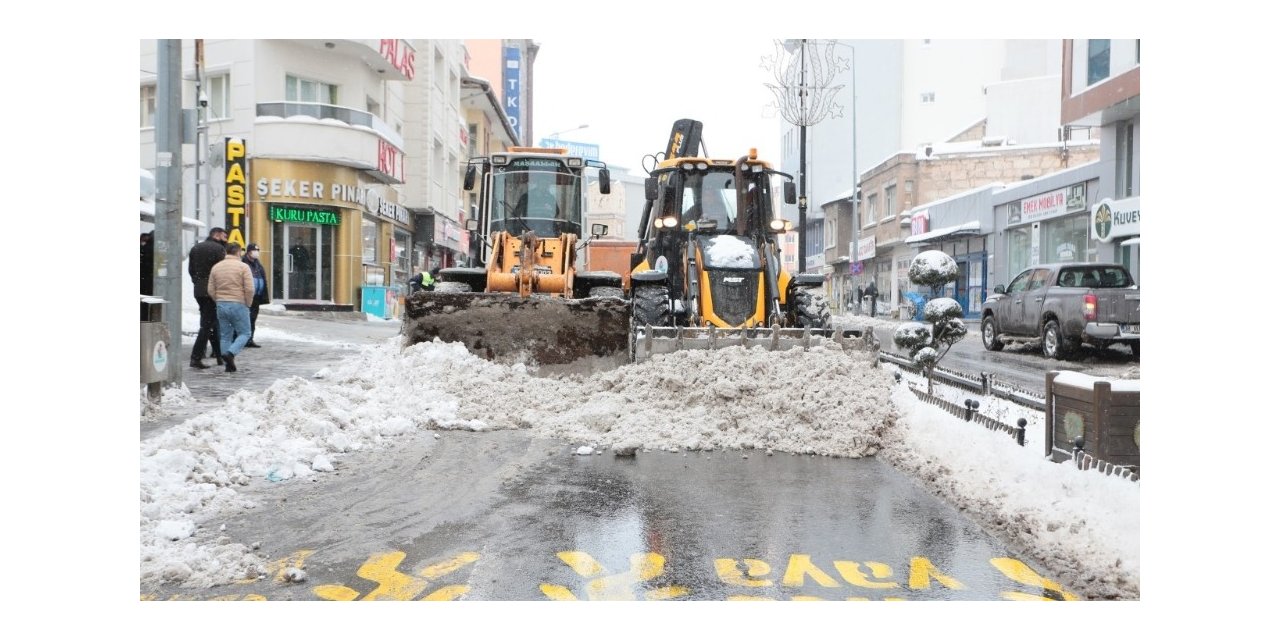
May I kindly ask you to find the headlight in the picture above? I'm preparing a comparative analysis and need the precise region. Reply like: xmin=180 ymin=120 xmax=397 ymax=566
xmin=661 ymin=216 xmax=678 ymax=228
xmin=492 ymin=155 xmax=508 ymax=165
xmin=769 ymin=219 xmax=785 ymax=231
xmin=681 ymin=162 xmax=694 ymax=171
xmin=653 ymin=218 xmax=665 ymax=229
xmin=696 ymin=162 xmax=708 ymax=170
xmin=567 ymin=158 xmax=583 ymax=167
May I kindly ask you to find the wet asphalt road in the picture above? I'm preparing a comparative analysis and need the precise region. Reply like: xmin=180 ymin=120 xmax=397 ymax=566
xmin=142 ymin=311 xmax=1077 ymax=601
xmin=869 ymin=320 xmax=1139 ymax=391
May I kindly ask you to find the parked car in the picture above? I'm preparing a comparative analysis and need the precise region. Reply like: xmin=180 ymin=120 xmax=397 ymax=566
xmin=980 ymin=262 xmax=1139 ymax=360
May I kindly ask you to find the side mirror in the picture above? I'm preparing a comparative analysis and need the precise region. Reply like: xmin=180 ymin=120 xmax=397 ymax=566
xmin=783 ymin=181 xmax=797 ymax=205
xmin=591 ymin=223 xmax=608 ymax=237
xmin=463 ymin=165 xmax=476 ymax=191
xmin=465 ymin=218 xmax=479 ymax=232
xmin=598 ymin=169 xmax=611 ymax=195
xmin=993 ymin=285 xmax=1005 ymax=295
xmin=645 ymin=177 xmax=658 ymax=201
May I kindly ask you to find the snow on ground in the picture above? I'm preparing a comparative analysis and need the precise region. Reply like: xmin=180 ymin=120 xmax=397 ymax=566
xmin=140 ymin=324 xmax=1139 ymax=599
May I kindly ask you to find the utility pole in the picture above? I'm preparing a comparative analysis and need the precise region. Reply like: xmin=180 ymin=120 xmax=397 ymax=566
xmin=156 ymin=39 xmax=184 ymax=386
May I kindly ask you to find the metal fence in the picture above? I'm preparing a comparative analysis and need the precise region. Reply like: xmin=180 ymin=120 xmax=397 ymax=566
xmin=908 ymin=386 xmax=1027 ymax=445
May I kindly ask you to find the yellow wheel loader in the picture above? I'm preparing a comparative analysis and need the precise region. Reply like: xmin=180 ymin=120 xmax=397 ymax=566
xmin=402 ymin=147 xmax=629 ymax=364
xmin=626 ymin=120 xmax=861 ymax=362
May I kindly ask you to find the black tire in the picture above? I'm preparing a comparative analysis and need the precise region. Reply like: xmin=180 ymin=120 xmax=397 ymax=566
xmin=632 ymin=285 xmax=671 ymax=327
xmin=981 ymin=315 xmax=1004 ymax=351
xmin=792 ymin=287 xmax=831 ymax=329
xmin=1130 ymin=341 xmax=1140 ymax=360
xmin=1041 ymin=319 xmax=1076 ymax=360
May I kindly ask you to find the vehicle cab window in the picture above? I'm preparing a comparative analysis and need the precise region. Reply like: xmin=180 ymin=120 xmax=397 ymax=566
xmin=1027 ymin=269 xmax=1051 ymax=291
xmin=1006 ymin=270 xmax=1032 ymax=294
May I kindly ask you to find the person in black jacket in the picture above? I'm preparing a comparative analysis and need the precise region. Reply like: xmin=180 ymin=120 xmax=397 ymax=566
xmin=241 ymin=243 xmax=269 ymax=348
xmin=864 ymin=280 xmax=879 ymax=317
xmin=188 ymin=227 xmax=228 ymax=369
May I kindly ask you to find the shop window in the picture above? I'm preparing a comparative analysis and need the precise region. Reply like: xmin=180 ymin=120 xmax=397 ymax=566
xmin=362 ymin=217 xmax=378 ymax=264
xmin=885 ymin=184 xmax=896 ymax=220
xmin=1043 ymin=214 xmax=1091 ymax=264
xmin=1006 ymin=226 xmax=1032 ymax=281
xmin=865 ymin=194 xmax=877 ymax=228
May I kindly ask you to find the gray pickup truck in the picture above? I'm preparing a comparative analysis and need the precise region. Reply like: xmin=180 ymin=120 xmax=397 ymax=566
xmin=980 ymin=262 xmax=1140 ymax=360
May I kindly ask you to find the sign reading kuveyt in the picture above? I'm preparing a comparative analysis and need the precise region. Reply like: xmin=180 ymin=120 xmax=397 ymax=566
xmin=1090 ymin=197 xmax=1140 ymax=243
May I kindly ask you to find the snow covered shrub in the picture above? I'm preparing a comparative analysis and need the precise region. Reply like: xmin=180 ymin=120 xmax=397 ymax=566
xmin=893 ymin=250 xmax=967 ymax=393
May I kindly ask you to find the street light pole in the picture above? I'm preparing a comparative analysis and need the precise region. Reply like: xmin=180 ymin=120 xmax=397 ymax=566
xmin=765 ymin=39 xmax=846 ymax=275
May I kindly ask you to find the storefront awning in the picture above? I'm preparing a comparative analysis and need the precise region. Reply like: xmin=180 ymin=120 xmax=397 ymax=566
xmin=904 ymin=221 xmax=980 ymax=245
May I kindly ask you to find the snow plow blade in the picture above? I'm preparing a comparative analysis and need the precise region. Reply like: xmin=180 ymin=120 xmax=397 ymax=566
xmin=402 ymin=291 xmax=631 ymax=365
xmin=632 ymin=325 xmax=865 ymax=363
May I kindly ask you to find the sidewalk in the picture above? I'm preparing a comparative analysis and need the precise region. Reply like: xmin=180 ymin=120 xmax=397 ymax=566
xmin=140 ymin=309 xmax=401 ymax=441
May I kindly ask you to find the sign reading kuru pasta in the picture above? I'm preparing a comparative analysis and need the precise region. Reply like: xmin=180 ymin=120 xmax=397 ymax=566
xmin=269 ymin=204 xmax=340 ymax=226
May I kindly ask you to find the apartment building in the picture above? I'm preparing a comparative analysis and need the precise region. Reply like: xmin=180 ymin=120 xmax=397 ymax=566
xmin=141 ymin=39 xmax=536 ymax=312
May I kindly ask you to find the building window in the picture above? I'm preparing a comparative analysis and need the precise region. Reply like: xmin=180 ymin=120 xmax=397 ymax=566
xmin=1087 ymin=40 xmax=1111 ymax=85
xmin=865 ymin=194 xmax=878 ymax=227
xmin=825 ymin=217 xmax=837 ymax=249
xmin=286 ymin=74 xmax=338 ymax=104
xmin=204 ymin=74 xmax=231 ymax=120
xmin=921 ymin=92 xmax=935 ymax=104
xmin=1118 ymin=120 xmax=1136 ymax=197
xmin=140 ymin=84 xmax=156 ymax=128
xmin=366 ymin=96 xmax=382 ymax=119
xmin=468 ymin=123 xmax=478 ymax=157
xmin=884 ymin=185 xmax=897 ymax=220
xmin=1005 ymin=226 xmax=1033 ymax=280
xmin=393 ymin=229 xmax=412 ymax=290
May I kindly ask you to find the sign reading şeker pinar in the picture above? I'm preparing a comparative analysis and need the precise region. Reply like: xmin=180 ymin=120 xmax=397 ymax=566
xmin=1090 ymin=196 xmax=1140 ymax=242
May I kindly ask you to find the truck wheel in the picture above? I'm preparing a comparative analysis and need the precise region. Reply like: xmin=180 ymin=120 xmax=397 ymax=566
xmin=792 ymin=288 xmax=831 ymax=329
xmin=981 ymin=315 xmax=1004 ymax=351
xmin=1041 ymin=319 xmax=1076 ymax=360
xmin=1130 ymin=341 xmax=1140 ymax=360
xmin=632 ymin=285 xmax=671 ymax=327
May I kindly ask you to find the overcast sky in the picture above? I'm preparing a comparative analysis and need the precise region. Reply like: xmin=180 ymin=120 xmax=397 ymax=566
xmin=530 ymin=37 xmax=784 ymax=175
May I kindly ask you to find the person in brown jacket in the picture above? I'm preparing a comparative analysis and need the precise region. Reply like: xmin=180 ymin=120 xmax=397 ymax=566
xmin=208 ymin=242 xmax=255 ymax=372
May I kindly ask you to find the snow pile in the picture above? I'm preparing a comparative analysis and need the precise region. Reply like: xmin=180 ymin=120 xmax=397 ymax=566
xmin=702 ymin=235 xmax=757 ymax=268
xmin=141 ymin=338 xmax=897 ymax=588
xmin=528 ymin=344 xmax=893 ymax=456
xmin=139 ymin=383 xmax=194 ymax=421
xmin=879 ymin=383 xmax=1140 ymax=600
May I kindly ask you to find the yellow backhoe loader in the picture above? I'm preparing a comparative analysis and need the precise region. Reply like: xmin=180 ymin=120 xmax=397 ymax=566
xmin=626 ymin=119 xmax=861 ymax=362
xmin=402 ymin=147 xmax=629 ymax=364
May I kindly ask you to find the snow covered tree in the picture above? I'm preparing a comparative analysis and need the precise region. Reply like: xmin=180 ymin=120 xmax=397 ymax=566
xmin=893 ymin=250 xmax=967 ymax=393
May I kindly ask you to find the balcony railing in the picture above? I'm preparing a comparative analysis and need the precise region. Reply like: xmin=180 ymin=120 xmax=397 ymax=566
xmin=256 ymin=101 xmax=403 ymax=149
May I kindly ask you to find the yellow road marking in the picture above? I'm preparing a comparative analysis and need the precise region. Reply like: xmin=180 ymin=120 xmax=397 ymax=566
xmin=833 ymin=560 xmax=899 ymax=589
xmin=908 ymin=557 xmax=966 ymax=590
xmin=714 ymin=558 xmax=773 ymax=587
xmin=989 ymin=558 xmax=1079 ymax=601
xmin=781 ymin=554 xmax=840 ymax=588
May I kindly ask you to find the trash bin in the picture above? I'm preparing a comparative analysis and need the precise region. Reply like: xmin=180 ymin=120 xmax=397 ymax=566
xmin=140 ymin=295 xmax=171 ymax=401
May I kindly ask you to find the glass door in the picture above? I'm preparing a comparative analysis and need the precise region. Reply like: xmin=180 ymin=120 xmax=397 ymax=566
xmin=272 ymin=223 xmax=333 ymax=302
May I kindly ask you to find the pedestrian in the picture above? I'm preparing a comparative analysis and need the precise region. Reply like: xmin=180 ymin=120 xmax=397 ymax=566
xmin=188 ymin=227 xmax=228 ymax=369
xmin=140 ymin=232 xmax=154 ymax=296
xmin=855 ymin=285 xmax=863 ymax=315
xmin=865 ymin=280 xmax=879 ymax=317
xmin=409 ymin=267 xmax=438 ymax=294
xmin=208 ymin=242 xmax=255 ymax=373
xmin=241 ymin=243 xmax=269 ymax=348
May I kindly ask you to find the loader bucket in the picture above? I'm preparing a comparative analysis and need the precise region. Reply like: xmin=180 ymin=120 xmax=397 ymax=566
xmin=631 ymin=324 xmax=865 ymax=363
xmin=402 ymin=291 xmax=632 ymax=365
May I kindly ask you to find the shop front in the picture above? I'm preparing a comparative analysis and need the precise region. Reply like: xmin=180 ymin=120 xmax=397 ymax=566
xmin=248 ymin=159 xmax=407 ymax=311
xmin=1001 ymin=182 xmax=1094 ymax=284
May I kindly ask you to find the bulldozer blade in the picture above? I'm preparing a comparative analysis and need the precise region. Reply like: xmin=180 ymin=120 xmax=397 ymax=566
xmin=631 ymin=325 xmax=863 ymax=363
xmin=402 ymin=291 xmax=631 ymax=365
